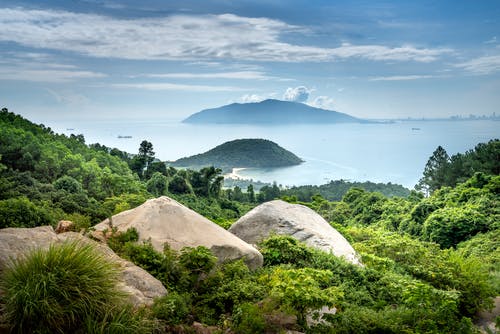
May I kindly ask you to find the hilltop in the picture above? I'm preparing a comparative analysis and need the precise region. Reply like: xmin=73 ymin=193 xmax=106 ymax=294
xmin=182 ymin=99 xmax=363 ymax=124
xmin=171 ymin=138 xmax=303 ymax=170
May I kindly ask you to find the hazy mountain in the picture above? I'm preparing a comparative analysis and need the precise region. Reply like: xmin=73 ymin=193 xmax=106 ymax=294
xmin=182 ymin=99 xmax=363 ymax=124
xmin=171 ymin=138 xmax=303 ymax=170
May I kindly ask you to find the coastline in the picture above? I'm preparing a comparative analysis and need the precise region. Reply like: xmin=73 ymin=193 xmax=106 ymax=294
xmin=224 ymin=167 xmax=249 ymax=180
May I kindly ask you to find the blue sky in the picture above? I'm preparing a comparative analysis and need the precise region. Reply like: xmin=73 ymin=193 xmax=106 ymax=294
xmin=1 ymin=0 xmax=500 ymax=122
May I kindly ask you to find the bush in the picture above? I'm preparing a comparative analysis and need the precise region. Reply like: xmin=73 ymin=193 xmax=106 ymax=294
xmin=0 ymin=241 xmax=123 ymax=333
xmin=152 ymin=292 xmax=192 ymax=325
xmin=0 ymin=197 xmax=53 ymax=228
xmin=83 ymin=305 xmax=156 ymax=334
xmin=232 ymin=302 xmax=266 ymax=334
xmin=259 ymin=235 xmax=314 ymax=267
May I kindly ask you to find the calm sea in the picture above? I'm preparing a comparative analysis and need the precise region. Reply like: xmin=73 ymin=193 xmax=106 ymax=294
xmin=50 ymin=120 xmax=499 ymax=189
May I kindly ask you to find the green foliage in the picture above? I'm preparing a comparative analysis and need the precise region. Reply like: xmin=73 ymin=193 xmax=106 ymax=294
xmin=53 ymin=175 xmax=83 ymax=193
xmin=195 ymin=260 xmax=266 ymax=325
xmin=0 ymin=241 xmax=124 ymax=333
xmin=265 ymin=267 xmax=342 ymax=327
xmin=83 ymin=305 xmax=156 ymax=334
xmin=259 ymin=235 xmax=314 ymax=267
xmin=417 ymin=139 xmax=499 ymax=193
xmin=122 ymin=241 xmax=165 ymax=279
xmin=281 ymin=179 xmax=410 ymax=202
xmin=171 ymin=138 xmax=303 ymax=170
xmin=168 ymin=174 xmax=192 ymax=194
xmin=146 ymin=172 xmax=168 ymax=196
xmin=179 ymin=246 xmax=217 ymax=287
xmin=422 ymin=206 xmax=489 ymax=248
xmin=152 ymin=292 xmax=191 ymax=325
xmin=0 ymin=197 xmax=54 ymax=228
xmin=231 ymin=302 xmax=266 ymax=334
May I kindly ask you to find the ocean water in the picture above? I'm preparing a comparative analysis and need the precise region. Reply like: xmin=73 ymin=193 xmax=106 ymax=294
xmin=50 ymin=119 xmax=499 ymax=189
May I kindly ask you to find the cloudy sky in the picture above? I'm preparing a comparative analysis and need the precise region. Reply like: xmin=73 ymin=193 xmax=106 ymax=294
xmin=1 ymin=0 xmax=500 ymax=122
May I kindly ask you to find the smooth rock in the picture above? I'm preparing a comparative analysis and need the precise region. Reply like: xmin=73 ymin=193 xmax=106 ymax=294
xmin=94 ymin=196 xmax=263 ymax=269
xmin=228 ymin=200 xmax=361 ymax=265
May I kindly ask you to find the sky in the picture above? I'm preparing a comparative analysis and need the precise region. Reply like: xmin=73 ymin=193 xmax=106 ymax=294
xmin=1 ymin=0 xmax=500 ymax=122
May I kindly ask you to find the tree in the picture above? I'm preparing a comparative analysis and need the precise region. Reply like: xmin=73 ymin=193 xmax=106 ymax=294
xmin=247 ymin=184 xmax=255 ymax=202
xmin=417 ymin=146 xmax=450 ymax=195
xmin=138 ymin=140 xmax=155 ymax=164
xmin=146 ymin=172 xmax=168 ymax=197
xmin=168 ymin=175 xmax=192 ymax=194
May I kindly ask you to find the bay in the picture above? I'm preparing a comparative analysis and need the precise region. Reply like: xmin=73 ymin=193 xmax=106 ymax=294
xmin=50 ymin=119 xmax=499 ymax=189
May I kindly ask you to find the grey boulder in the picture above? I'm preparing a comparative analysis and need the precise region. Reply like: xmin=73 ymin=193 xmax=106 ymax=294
xmin=228 ymin=200 xmax=361 ymax=265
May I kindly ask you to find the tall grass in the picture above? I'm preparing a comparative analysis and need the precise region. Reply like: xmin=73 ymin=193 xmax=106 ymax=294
xmin=0 ymin=240 xmax=123 ymax=333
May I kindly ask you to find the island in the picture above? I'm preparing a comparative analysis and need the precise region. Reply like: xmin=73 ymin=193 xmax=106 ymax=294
xmin=170 ymin=138 xmax=303 ymax=170
xmin=182 ymin=99 xmax=364 ymax=124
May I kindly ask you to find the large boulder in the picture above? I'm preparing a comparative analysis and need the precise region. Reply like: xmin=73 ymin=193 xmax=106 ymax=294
xmin=93 ymin=196 xmax=263 ymax=269
xmin=0 ymin=226 xmax=167 ymax=307
xmin=228 ymin=200 xmax=361 ymax=265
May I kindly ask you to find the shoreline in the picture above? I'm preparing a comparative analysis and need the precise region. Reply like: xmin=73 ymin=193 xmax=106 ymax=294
xmin=224 ymin=167 xmax=249 ymax=180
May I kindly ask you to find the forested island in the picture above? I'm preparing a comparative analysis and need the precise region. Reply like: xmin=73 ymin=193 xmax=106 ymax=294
xmin=171 ymin=138 xmax=303 ymax=171
xmin=182 ymin=99 xmax=364 ymax=124
xmin=0 ymin=107 xmax=499 ymax=333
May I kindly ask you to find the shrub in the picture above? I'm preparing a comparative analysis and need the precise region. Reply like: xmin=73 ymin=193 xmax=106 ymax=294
xmin=259 ymin=235 xmax=314 ymax=267
xmin=152 ymin=292 xmax=191 ymax=325
xmin=83 ymin=305 xmax=156 ymax=334
xmin=0 ymin=241 xmax=122 ymax=333
xmin=0 ymin=197 xmax=53 ymax=228
xmin=231 ymin=302 xmax=266 ymax=334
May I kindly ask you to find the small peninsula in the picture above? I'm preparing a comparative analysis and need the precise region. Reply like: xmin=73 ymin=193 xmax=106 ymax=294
xmin=182 ymin=99 xmax=363 ymax=124
xmin=170 ymin=138 xmax=303 ymax=170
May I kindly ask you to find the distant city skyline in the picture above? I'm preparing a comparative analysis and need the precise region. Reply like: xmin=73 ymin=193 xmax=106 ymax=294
xmin=1 ymin=0 xmax=500 ymax=123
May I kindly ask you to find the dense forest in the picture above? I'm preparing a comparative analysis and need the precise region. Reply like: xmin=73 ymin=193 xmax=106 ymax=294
xmin=171 ymin=138 xmax=303 ymax=171
xmin=0 ymin=108 xmax=499 ymax=333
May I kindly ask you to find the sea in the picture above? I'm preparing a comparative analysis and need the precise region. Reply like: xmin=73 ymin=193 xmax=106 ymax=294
xmin=50 ymin=119 xmax=499 ymax=189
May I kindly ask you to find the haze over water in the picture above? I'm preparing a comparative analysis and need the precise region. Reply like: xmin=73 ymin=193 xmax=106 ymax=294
xmin=51 ymin=119 xmax=499 ymax=189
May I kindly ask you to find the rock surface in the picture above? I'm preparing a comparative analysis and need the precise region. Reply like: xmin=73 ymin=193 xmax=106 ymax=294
xmin=0 ymin=226 xmax=166 ymax=306
xmin=228 ymin=200 xmax=361 ymax=265
xmin=93 ymin=196 xmax=263 ymax=269
xmin=55 ymin=220 xmax=75 ymax=233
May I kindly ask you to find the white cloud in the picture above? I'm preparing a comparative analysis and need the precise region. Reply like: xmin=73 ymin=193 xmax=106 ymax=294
xmin=111 ymin=82 xmax=248 ymax=92
xmin=0 ymin=51 xmax=106 ymax=82
xmin=144 ymin=71 xmax=271 ymax=80
xmin=283 ymin=86 xmax=312 ymax=102
xmin=0 ymin=67 xmax=106 ymax=82
xmin=309 ymin=96 xmax=336 ymax=110
xmin=0 ymin=8 xmax=452 ymax=63
xmin=369 ymin=75 xmax=436 ymax=81
xmin=240 ymin=93 xmax=278 ymax=103
xmin=455 ymin=55 xmax=500 ymax=75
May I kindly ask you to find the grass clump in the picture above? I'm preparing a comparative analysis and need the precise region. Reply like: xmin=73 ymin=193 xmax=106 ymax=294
xmin=0 ymin=240 xmax=124 ymax=333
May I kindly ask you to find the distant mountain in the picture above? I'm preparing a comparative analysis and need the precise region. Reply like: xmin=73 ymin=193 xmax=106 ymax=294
xmin=171 ymin=138 xmax=303 ymax=170
xmin=182 ymin=99 xmax=363 ymax=124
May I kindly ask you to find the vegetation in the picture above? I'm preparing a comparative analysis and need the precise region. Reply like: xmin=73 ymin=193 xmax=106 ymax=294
xmin=171 ymin=138 xmax=303 ymax=170
xmin=280 ymin=179 xmax=410 ymax=201
xmin=0 ymin=241 xmax=154 ymax=333
xmin=0 ymin=109 xmax=498 ymax=333
xmin=416 ymin=139 xmax=499 ymax=194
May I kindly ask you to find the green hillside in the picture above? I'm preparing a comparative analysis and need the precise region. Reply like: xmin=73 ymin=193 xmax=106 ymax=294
xmin=1 ymin=108 xmax=499 ymax=333
xmin=171 ymin=138 xmax=303 ymax=169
